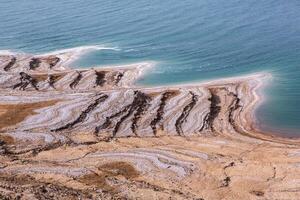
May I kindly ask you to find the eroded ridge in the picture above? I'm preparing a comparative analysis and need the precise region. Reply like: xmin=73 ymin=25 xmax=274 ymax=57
xmin=95 ymin=71 xmax=106 ymax=87
xmin=69 ymin=71 xmax=83 ymax=89
xmin=150 ymin=91 xmax=178 ymax=136
xmin=13 ymin=72 xmax=39 ymax=91
xmin=0 ymin=54 xmax=150 ymax=91
xmin=199 ymin=88 xmax=221 ymax=132
xmin=52 ymin=93 xmax=109 ymax=132
xmin=29 ymin=58 xmax=41 ymax=70
xmin=175 ymin=92 xmax=199 ymax=136
xmin=0 ymin=79 xmax=266 ymax=153
xmin=2 ymin=51 xmax=299 ymax=200
xmin=3 ymin=56 xmax=16 ymax=72
xmin=0 ymin=53 xmax=271 ymax=146
xmin=94 ymin=90 xmax=152 ymax=139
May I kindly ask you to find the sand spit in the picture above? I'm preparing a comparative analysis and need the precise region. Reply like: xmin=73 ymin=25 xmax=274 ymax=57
xmin=0 ymin=52 xmax=300 ymax=200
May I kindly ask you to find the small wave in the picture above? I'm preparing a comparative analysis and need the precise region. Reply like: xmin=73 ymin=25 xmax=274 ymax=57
xmin=0 ymin=45 xmax=120 ymax=58
xmin=39 ymin=45 xmax=120 ymax=56
xmin=0 ymin=49 xmax=26 ymax=55
xmin=124 ymin=48 xmax=139 ymax=52
xmin=36 ymin=45 xmax=121 ymax=64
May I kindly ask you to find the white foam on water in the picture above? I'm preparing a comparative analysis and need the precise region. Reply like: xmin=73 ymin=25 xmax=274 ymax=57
xmin=39 ymin=45 xmax=120 ymax=56
xmin=0 ymin=49 xmax=26 ymax=55
xmin=38 ymin=45 xmax=120 ymax=64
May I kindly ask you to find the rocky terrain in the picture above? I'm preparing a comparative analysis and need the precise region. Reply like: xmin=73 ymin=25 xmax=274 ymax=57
xmin=0 ymin=52 xmax=300 ymax=200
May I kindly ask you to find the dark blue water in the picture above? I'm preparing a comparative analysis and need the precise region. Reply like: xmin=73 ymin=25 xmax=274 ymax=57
xmin=0 ymin=0 xmax=300 ymax=136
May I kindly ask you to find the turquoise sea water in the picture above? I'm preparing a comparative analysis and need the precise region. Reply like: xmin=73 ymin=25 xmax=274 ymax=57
xmin=0 ymin=0 xmax=300 ymax=136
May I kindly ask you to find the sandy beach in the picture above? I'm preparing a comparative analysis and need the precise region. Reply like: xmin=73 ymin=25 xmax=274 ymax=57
xmin=0 ymin=51 xmax=300 ymax=200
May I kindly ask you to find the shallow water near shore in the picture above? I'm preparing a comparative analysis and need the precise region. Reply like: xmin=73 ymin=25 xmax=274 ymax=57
xmin=0 ymin=0 xmax=300 ymax=136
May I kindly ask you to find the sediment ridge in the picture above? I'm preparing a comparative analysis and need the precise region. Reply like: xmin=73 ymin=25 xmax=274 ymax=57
xmin=0 ymin=51 xmax=300 ymax=200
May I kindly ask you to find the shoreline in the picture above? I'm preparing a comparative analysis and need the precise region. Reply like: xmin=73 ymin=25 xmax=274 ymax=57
xmin=0 ymin=49 xmax=299 ymax=141
xmin=1 ymin=50 xmax=300 ymax=199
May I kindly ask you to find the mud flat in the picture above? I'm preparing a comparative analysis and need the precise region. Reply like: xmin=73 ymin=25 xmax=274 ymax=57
xmin=0 ymin=52 xmax=300 ymax=200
